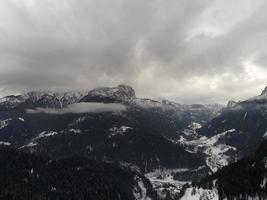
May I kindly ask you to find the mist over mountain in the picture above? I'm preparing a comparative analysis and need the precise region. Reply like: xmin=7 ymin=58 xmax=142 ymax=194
xmin=0 ymin=84 xmax=266 ymax=199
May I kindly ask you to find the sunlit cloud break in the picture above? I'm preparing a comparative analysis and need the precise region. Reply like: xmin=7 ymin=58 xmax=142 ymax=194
xmin=26 ymin=102 xmax=126 ymax=114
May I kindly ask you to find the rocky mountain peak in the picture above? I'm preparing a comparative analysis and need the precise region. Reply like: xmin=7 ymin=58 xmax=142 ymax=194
xmin=260 ymin=86 xmax=267 ymax=96
xmin=86 ymin=84 xmax=136 ymax=102
xmin=116 ymin=84 xmax=136 ymax=99
xmin=227 ymin=100 xmax=237 ymax=108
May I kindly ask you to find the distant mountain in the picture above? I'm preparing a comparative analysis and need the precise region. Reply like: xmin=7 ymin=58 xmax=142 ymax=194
xmin=0 ymin=85 xmax=136 ymax=110
xmin=0 ymin=84 xmax=225 ymax=198
xmin=228 ymin=86 xmax=267 ymax=109
xmin=226 ymin=100 xmax=238 ymax=108
xmin=81 ymin=84 xmax=136 ymax=103
xmin=176 ymin=87 xmax=267 ymax=199
xmin=195 ymin=87 xmax=267 ymax=163
xmin=261 ymin=86 xmax=267 ymax=96
xmin=0 ymin=90 xmax=87 ymax=110
xmin=3 ymin=84 xmax=267 ymax=199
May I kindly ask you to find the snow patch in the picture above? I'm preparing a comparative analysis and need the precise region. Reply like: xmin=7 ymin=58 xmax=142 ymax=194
xmin=260 ymin=177 xmax=266 ymax=189
xmin=18 ymin=117 xmax=25 ymax=122
xmin=0 ymin=90 xmax=87 ymax=109
xmin=36 ymin=131 xmax=58 ymax=139
xmin=133 ymin=176 xmax=152 ymax=200
xmin=180 ymin=187 xmax=219 ymax=200
xmin=20 ymin=131 xmax=58 ymax=149
xmin=189 ymin=122 xmax=202 ymax=130
xmin=145 ymin=168 xmax=189 ymax=198
xmin=134 ymin=98 xmax=162 ymax=108
xmin=178 ymin=129 xmax=236 ymax=172
xmin=183 ymin=122 xmax=202 ymax=136
xmin=0 ymin=141 xmax=11 ymax=146
xmin=109 ymin=126 xmax=132 ymax=137
xmin=69 ymin=129 xmax=81 ymax=134
xmin=0 ymin=119 xmax=12 ymax=129
xmin=19 ymin=141 xmax=37 ymax=149
xmin=243 ymin=112 xmax=248 ymax=121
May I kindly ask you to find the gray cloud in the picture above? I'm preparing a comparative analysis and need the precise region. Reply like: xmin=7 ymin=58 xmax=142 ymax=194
xmin=26 ymin=102 xmax=126 ymax=114
xmin=0 ymin=0 xmax=267 ymax=103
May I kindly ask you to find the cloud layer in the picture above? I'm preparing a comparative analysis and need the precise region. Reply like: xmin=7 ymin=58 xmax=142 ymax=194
xmin=26 ymin=103 xmax=126 ymax=114
xmin=1 ymin=0 xmax=267 ymax=103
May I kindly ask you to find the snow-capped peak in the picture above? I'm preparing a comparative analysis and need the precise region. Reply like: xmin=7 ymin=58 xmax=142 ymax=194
xmin=0 ymin=85 xmax=137 ymax=109
xmin=86 ymin=84 xmax=136 ymax=101
xmin=0 ymin=90 xmax=88 ymax=109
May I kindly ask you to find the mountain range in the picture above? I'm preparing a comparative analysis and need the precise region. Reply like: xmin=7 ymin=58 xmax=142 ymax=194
xmin=0 ymin=84 xmax=266 ymax=200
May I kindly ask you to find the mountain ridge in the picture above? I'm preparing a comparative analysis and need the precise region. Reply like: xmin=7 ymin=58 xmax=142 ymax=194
xmin=0 ymin=84 xmax=267 ymax=199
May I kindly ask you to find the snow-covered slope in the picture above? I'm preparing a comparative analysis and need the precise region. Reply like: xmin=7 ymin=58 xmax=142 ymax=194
xmin=180 ymin=139 xmax=267 ymax=200
xmin=180 ymin=187 xmax=219 ymax=200
xmin=177 ymin=127 xmax=237 ymax=172
xmin=0 ymin=90 xmax=87 ymax=109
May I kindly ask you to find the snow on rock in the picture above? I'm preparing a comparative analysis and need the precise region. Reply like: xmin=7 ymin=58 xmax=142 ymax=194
xmin=19 ymin=141 xmax=37 ymax=149
xmin=109 ymin=126 xmax=132 ymax=137
xmin=18 ymin=117 xmax=25 ymax=122
xmin=145 ymin=168 xmax=190 ymax=199
xmin=189 ymin=122 xmax=202 ymax=130
xmin=183 ymin=122 xmax=202 ymax=136
xmin=178 ymin=129 xmax=236 ymax=172
xmin=200 ymin=129 xmax=236 ymax=172
xmin=133 ymin=176 xmax=152 ymax=200
xmin=133 ymin=98 xmax=162 ymax=108
xmin=227 ymin=100 xmax=238 ymax=108
xmin=0 ymin=117 xmax=24 ymax=130
xmin=243 ymin=112 xmax=248 ymax=121
xmin=36 ymin=131 xmax=58 ymax=139
xmin=0 ymin=141 xmax=11 ymax=146
xmin=0 ymin=95 xmax=29 ymax=108
xmin=261 ymin=177 xmax=266 ymax=189
xmin=247 ymin=195 xmax=265 ymax=200
xmin=69 ymin=129 xmax=81 ymax=134
xmin=87 ymin=85 xmax=136 ymax=101
xmin=180 ymin=187 xmax=219 ymax=200
xmin=20 ymin=131 xmax=58 ymax=149
xmin=0 ymin=119 xmax=12 ymax=129
xmin=205 ymin=143 xmax=236 ymax=172
xmin=0 ymin=90 xmax=87 ymax=109
xmin=52 ymin=91 xmax=88 ymax=108
xmin=69 ymin=116 xmax=87 ymax=126
xmin=205 ymin=129 xmax=235 ymax=145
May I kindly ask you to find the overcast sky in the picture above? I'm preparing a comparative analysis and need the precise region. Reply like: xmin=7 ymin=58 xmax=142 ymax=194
xmin=0 ymin=0 xmax=267 ymax=104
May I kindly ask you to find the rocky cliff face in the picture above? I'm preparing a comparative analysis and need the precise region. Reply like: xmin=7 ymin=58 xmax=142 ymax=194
xmin=82 ymin=84 xmax=136 ymax=103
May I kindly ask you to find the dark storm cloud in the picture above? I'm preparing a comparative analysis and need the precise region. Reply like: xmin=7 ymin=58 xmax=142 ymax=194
xmin=0 ymin=0 xmax=267 ymax=103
